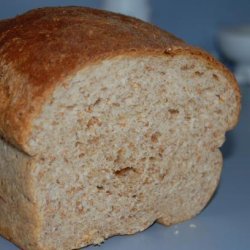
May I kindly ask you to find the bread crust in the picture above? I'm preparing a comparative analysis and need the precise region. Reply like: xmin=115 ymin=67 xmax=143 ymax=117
xmin=0 ymin=7 xmax=240 ymax=154
xmin=0 ymin=139 xmax=42 ymax=250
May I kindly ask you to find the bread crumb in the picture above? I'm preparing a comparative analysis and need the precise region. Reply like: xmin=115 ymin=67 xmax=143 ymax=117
xmin=174 ymin=230 xmax=179 ymax=235
xmin=189 ymin=223 xmax=197 ymax=228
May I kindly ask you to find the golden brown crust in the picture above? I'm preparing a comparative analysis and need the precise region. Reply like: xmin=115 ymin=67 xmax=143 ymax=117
xmin=0 ymin=7 xmax=240 ymax=154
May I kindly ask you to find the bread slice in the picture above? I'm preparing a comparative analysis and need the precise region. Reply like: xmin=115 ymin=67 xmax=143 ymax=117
xmin=0 ymin=7 xmax=240 ymax=250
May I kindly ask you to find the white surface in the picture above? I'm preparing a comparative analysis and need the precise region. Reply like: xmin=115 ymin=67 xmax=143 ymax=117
xmin=1 ymin=85 xmax=250 ymax=250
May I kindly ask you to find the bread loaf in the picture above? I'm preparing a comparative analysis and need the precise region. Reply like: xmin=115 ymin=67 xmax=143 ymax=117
xmin=0 ymin=7 xmax=240 ymax=250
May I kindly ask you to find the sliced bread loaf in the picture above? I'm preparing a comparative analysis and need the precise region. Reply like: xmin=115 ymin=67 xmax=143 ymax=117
xmin=0 ymin=7 xmax=240 ymax=250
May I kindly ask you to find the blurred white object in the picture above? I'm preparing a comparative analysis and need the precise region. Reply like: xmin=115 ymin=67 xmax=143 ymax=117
xmin=103 ymin=0 xmax=151 ymax=22
xmin=218 ymin=25 xmax=250 ymax=84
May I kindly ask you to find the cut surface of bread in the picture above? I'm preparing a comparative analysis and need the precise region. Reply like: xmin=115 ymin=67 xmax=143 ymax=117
xmin=0 ymin=7 xmax=240 ymax=250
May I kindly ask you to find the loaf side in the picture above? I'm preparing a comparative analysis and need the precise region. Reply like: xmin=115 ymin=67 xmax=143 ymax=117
xmin=0 ymin=6 xmax=184 ymax=152
xmin=0 ymin=138 xmax=41 ymax=249
xmin=0 ymin=7 xmax=240 ymax=154
xmin=0 ymin=6 xmax=241 ymax=250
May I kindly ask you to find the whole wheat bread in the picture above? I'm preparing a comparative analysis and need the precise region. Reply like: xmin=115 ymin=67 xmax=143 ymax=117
xmin=0 ymin=7 xmax=240 ymax=250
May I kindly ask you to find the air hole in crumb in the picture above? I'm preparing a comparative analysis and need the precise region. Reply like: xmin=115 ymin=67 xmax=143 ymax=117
xmin=114 ymin=167 xmax=136 ymax=176
xmin=168 ymin=109 xmax=179 ymax=114
xmin=40 ymin=157 xmax=45 ymax=162
xmin=216 ymin=94 xmax=224 ymax=102
xmin=93 ymin=98 xmax=101 ymax=106
xmin=96 ymin=185 xmax=104 ymax=190
xmin=181 ymin=64 xmax=195 ymax=70
xmin=149 ymin=156 xmax=156 ymax=161
xmin=194 ymin=71 xmax=204 ymax=76
xmin=213 ymin=73 xmax=219 ymax=80
xmin=78 ymin=153 xmax=85 ymax=158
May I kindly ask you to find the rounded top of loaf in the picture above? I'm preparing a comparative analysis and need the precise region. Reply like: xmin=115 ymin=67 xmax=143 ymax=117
xmin=0 ymin=7 xmax=239 ymax=153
